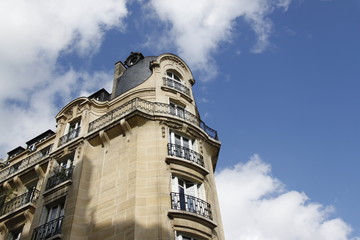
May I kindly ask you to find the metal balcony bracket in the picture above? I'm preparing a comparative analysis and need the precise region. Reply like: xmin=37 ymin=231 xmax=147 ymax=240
xmin=35 ymin=164 xmax=45 ymax=178
xmin=120 ymin=119 xmax=132 ymax=136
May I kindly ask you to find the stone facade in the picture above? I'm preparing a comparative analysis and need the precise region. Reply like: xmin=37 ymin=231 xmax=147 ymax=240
xmin=0 ymin=53 xmax=224 ymax=240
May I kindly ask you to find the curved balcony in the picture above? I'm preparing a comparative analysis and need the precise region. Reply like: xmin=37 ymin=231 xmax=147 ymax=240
xmin=163 ymin=77 xmax=190 ymax=96
xmin=170 ymin=192 xmax=212 ymax=220
xmin=167 ymin=143 xmax=204 ymax=167
xmin=58 ymin=127 xmax=80 ymax=147
xmin=88 ymin=98 xmax=218 ymax=140
xmin=0 ymin=188 xmax=40 ymax=217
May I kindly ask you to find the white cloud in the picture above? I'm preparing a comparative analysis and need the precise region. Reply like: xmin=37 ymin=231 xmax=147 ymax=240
xmin=216 ymin=155 xmax=356 ymax=240
xmin=147 ymin=0 xmax=292 ymax=80
xmin=0 ymin=0 xmax=128 ymax=157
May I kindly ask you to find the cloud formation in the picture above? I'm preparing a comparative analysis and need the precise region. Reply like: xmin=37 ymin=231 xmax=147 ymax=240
xmin=0 ymin=0 xmax=128 ymax=156
xmin=216 ymin=155 xmax=355 ymax=240
xmin=148 ymin=0 xmax=292 ymax=80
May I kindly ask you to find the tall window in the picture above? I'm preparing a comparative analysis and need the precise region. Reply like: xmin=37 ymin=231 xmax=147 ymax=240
xmin=45 ymin=202 xmax=64 ymax=223
xmin=167 ymin=72 xmax=181 ymax=82
xmin=7 ymin=227 xmax=23 ymax=240
xmin=170 ymin=102 xmax=185 ymax=118
xmin=65 ymin=119 xmax=81 ymax=137
xmin=33 ymin=199 xmax=65 ymax=239
xmin=59 ymin=119 xmax=81 ymax=146
xmin=169 ymin=132 xmax=193 ymax=160
xmin=176 ymin=233 xmax=199 ymax=240
xmin=171 ymin=176 xmax=205 ymax=213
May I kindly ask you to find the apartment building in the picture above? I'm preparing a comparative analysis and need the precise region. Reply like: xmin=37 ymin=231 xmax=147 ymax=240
xmin=0 ymin=52 xmax=224 ymax=240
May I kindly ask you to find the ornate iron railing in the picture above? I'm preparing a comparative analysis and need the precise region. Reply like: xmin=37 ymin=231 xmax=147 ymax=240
xmin=0 ymin=145 xmax=52 ymax=182
xmin=163 ymin=77 xmax=190 ymax=96
xmin=32 ymin=215 xmax=64 ymax=240
xmin=0 ymin=188 xmax=40 ymax=216
xmin=46 ymin=166 xmax=74 ymax=190
xmin=170 ymin=192 xmax=212 ymax=220
xmin=58 ymin=127 xmax=80 ymax=147
xmin=167 ymin=143 xmax=204 ymax=167
xmin=88 ymin=98 xmax=218 ymax=140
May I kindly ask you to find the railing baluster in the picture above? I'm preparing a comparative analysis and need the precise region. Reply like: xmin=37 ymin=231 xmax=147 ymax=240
xmin=167 ymin=143 xmax=204 ymax=167
xmin=32 ymin=215 xmax=64 ymax=240
xmin=45 ymin=166 xmax=74 ymax=190
xmin=58 ymin=127 xmax=81 ymax=147
xmin=0 ymin=188 xmax=40 ymax=216
xmin=88 ymin=98 xmax=218 ymax=140
xmin=170 ymin=192 xmax=212 ymax=220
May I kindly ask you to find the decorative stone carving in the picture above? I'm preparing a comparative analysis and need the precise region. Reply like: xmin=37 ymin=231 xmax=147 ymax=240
xmin=160 ymin=120 xmax=183 ymax=130
xmin=159 ymin=56 xmax=188 ymax=72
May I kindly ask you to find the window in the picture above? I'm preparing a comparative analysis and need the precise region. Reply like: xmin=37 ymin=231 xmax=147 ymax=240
xmin=164 ymin=72 xmax=190 ymax=96
xmin=167 ymin=72 xmax=181 ymax=82
xmin=65 ymin=119 xmax=81 ymax=137
xmin=33 ymin=199 xmax=65 ymax=239
xmin=45 ymin=202 xmax=64 ymax=223
xmin=169 ymin=132 xmax=194 ymax=161
xmin=46 ymin=156 xmax=74 ymax=190
xmin=59 ymin=119 xmax=81 ymax=146
xmin=171 ymin=176 xmax=205 ymax=213
xmin=176 ymin=233 xmax=198 ymax=240
xmin=170 ymin=102 xmax=185 ymax=118
xmin=7 ymin=227 xmax=23 ymax=240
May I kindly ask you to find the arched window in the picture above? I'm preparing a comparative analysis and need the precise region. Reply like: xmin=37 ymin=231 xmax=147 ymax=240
xmin=167 ymin=71 xmax=181 ymax=82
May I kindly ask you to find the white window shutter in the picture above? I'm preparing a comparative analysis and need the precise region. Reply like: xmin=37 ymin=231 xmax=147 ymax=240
xmin=185 ymin=182 xmax=196 ymax=197
xmin=198 ymin=183 xmax=205 ymax=200
xmin=64 ymin=123 xmax=70 ymax=135
xmin=171 ymin=176 xmax=178 ymax=193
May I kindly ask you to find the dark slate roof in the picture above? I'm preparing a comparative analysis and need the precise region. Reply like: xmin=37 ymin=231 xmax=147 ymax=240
xmin=25 ymin=129 xmax=55 ymax=147
xmin=88 ymin=88 xmax=111 ymax=102
xmin=113 ymin=56 xmax=157 ymax=98
xmin=7 ymin=146 xmax=25 ymax=158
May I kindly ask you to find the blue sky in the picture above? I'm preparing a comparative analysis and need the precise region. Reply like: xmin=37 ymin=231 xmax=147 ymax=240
xmin=0 ymin=0 xmax=359 ymax=239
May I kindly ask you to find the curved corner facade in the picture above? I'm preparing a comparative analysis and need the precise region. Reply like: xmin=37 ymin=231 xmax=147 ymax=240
xmin=0 ymin=53 xmax=224 ymax=240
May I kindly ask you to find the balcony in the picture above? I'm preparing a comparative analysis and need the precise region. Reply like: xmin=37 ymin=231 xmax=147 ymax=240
xmin=0 ymin=146 xmax=52 ymax=182
xmin=170 ymin=192 xmax=212 ymax=220
xmin=32 ymin=216 xmax=64 ymax=240
xmin=58 ymin=127 xmax=80 ymax=147
xmin=88 ymin=98 xmax=218 ymax=140
xmin=45 ymin=166 xmax=74 ymax=190
xmin=167 ymin=143 xmax=204 ymax=167
xmin=163 ymin=77 xmax=190 ymax=96
xmin=0 ymin=188 xmax=40 ymax=217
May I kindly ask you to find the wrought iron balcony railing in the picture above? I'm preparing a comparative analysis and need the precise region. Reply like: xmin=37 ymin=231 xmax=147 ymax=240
xmin=170 ymin=192 xmax=212 ymax=220
xmin=88 ymin=98 xmax=218 ymax=140
xmin=0 ymin=145 xmax=52 ymax=182
xmin=45 ymin=166 xmax=74 ymax=190
xmin=163 ymin=77 xmax=190 ymax=96
xmin=32 ymin=215 xmax=64 ymax=240
xmin=58 ymin=127 xmax=80 ymax=147
xmin=167 ymin=143 xmax=204 ymax=167
xmin=0 ymin=188 xmax=40 ymax=216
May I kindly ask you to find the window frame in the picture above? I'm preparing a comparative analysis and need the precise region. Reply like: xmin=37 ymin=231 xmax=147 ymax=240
xmin=7 ymin=226 xmax=23 ymax=240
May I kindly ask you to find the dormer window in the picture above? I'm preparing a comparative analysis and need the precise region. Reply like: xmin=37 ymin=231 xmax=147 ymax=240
xmin=167 ymin=72 xmax=181 ymax=82
xmin=164 ymin=72 xmax=190 ymax=97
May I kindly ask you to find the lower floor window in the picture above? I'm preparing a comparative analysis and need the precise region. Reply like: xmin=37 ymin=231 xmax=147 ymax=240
xmin=176 ymin=233 xmax=198 ymax=240
xmin=7 ymin=227 xmax=23 ymax=240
